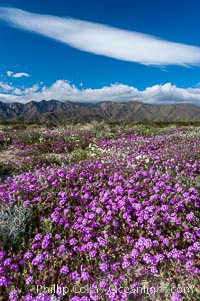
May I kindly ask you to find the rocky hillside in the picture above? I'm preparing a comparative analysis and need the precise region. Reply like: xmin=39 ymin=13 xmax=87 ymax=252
xmin=0 ymin=100 xmax=200 ymax=123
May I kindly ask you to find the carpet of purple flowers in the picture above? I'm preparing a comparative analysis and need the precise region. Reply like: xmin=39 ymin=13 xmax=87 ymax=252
xmin=0 ymin=124 xmax=199 ymax=301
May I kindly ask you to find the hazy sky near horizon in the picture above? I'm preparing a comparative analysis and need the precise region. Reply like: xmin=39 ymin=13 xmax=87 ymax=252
xmin=0 ymin=0 xmax=200 ymax=105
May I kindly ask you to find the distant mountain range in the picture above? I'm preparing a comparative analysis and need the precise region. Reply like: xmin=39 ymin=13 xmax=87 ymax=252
xmin=0 ymin=100 xmax=200 ymax=123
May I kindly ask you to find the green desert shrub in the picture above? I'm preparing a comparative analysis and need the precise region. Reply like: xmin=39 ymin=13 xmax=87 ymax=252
xmin=0 ymin=203 xmax=32 ymax=249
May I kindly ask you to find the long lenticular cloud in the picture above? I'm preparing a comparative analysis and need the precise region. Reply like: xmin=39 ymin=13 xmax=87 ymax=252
xmin=1 ymin=7 xmax=200 ymax=66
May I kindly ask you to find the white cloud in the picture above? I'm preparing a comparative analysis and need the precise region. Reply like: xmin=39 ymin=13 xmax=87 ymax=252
xmin=13 ymin=88 xmax=23 ymax=95
xmin=1 ymin=8 xmax=200 ymax=66
xmin=0 ymin=81 xmax=14 ymax=92
xmin=6 ymin=70 xmax=30 ymax=78
xmin=24 ymin=84 xmax=39 ymax=93
xmin=0 ymin=79 xmax=200 ymax=105
xmin=12 ymin=84 xmax=39 ymax=96
xmin=13 ymin=72 xmax=30 ymax=78
xmin=6 ymin=71 xmax=14 ymax=77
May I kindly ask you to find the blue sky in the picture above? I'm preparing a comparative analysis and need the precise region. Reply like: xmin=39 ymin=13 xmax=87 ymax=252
xmin=0 ymin=0 xmax=200 ymax=104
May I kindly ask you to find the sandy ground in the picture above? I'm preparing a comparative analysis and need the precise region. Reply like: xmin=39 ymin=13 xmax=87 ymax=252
xmin=0 ymin=150 xmax=15 ymax=163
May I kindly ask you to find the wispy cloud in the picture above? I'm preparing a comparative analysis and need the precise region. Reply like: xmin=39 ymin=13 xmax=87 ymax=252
xmin=0 ymin=81 xmax=14 ymax=92
xmin=1 ymin=7 xmax=200 ymax=66
xmin=0 ymin=79 xmax=200 ymax=105
xmin=6 ymin=71 xmax=30 ymax=78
